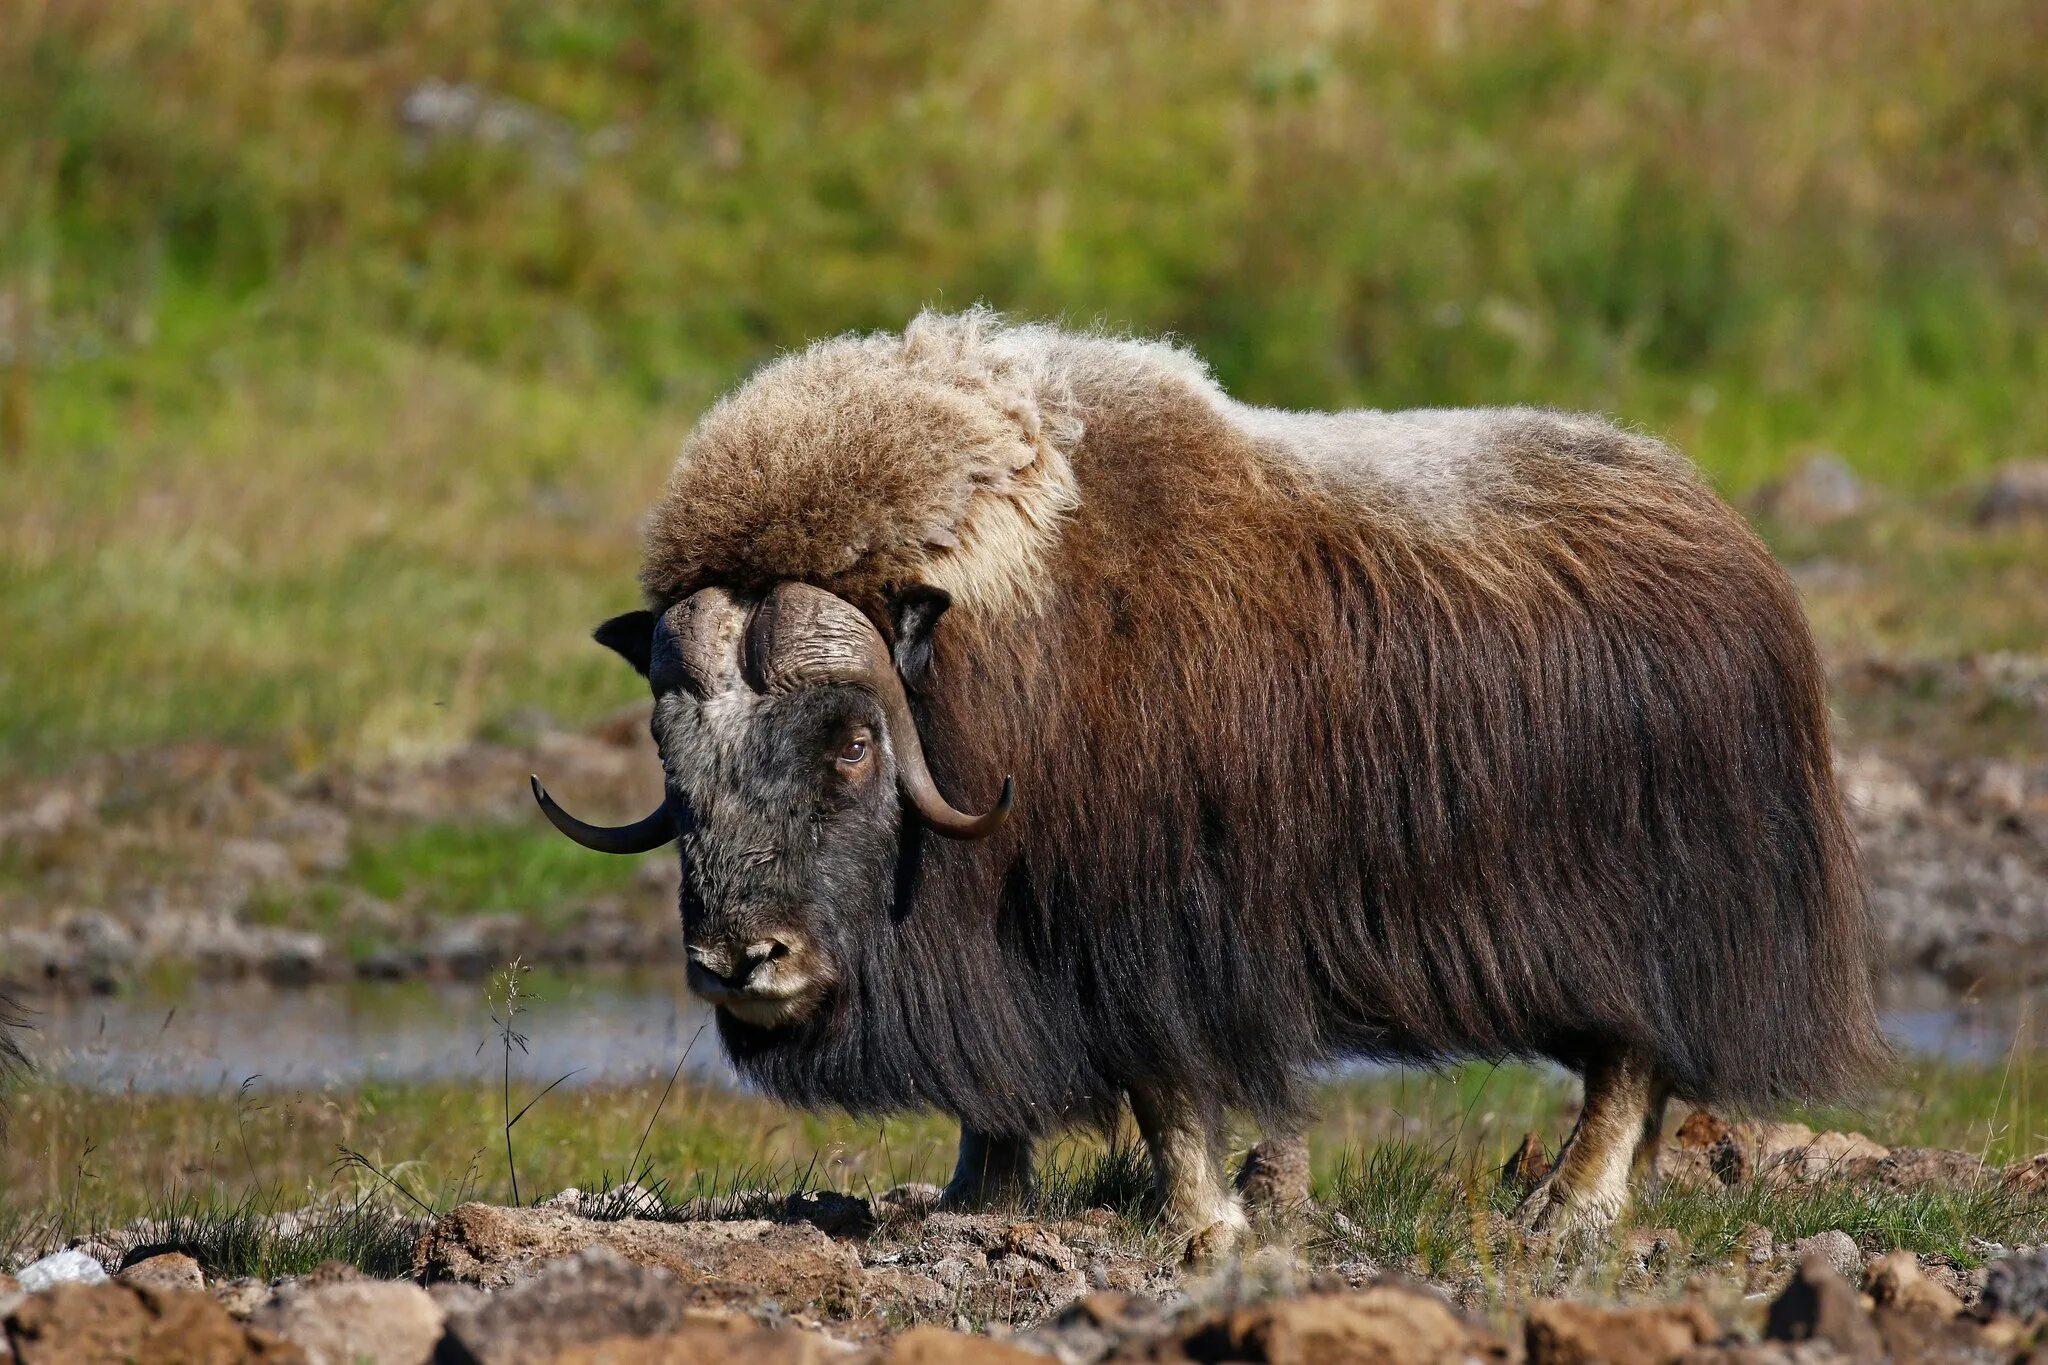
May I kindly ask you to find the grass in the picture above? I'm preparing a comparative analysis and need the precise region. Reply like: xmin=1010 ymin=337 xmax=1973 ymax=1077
xmin=347 ymin=822 xmax=643 ymax=929
xmin=1 ymin=0 xmax=2043 ymax=771
xmin=12 ymin=1043 xmax=2048 ymax=1279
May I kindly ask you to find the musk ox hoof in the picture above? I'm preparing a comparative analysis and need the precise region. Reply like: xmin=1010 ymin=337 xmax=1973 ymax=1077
xmin=1181 ymin=1206 xmax=1249 ymax=1267
xmin=938 ymin=1173 xmax=1033 ymax=1212
xmin=1511 ymin=1181 xmax=1621 ymax=1248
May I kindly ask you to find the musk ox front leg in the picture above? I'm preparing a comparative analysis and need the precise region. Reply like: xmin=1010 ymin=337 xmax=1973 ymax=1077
xmin=1130 ymin=1086 xmax=1248 ymax=1262
xmin=1514 ymin=1049 xmax=1663 ymax=1239
xmin=941 ymin=1129 xmax=1035 ymax=1209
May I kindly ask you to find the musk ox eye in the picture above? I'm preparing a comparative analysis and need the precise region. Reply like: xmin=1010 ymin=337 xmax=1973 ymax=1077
xmin=837 ymin=734 xmax=870 ymax=766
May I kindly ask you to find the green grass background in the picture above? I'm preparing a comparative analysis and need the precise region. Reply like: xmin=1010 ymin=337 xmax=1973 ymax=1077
xmin=2 ymin=0 xmax=2044 ymax=771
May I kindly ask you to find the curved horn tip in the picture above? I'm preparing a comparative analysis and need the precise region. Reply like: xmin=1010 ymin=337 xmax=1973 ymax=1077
xmin=530 ymin=774 xmax=677 ymax=855
xmin=930 ymin=774 xmax=1015 ymax=841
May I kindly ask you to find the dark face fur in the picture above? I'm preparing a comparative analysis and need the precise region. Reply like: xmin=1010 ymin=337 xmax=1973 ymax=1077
xmin=656 ymin=680 xmax=898 ymax=1027
xmin=578 ymin=585 xmax=977 ymax=1030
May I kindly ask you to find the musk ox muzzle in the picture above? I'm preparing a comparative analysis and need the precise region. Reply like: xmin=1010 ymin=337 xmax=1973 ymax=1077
xmin=529 ymin=581 xmax=1013 ymax=851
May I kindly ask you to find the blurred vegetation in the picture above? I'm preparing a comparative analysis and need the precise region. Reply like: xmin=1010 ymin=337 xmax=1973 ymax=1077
xmin=1 ymin=0 xmax=2044 ymax=769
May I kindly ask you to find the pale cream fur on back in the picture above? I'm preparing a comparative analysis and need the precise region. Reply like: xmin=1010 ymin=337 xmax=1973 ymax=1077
xmin=639 ymin=307 xmax=1675 ymax=616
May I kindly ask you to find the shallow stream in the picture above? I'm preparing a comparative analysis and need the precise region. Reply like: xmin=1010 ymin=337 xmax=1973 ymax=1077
xmin=20 ymin=972 xmax=2047 ymax=1096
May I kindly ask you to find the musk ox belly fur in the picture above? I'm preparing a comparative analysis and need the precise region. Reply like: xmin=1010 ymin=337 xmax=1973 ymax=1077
xmin=640 ymin=310 xmax=1886 ymax=1137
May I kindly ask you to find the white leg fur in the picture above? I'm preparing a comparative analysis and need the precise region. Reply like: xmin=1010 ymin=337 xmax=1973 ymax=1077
xmin=1515 ymin=1051 xmax=1657 ymax=1239
xmin=1130 ymin=1087 xmax=1247 ymax=1263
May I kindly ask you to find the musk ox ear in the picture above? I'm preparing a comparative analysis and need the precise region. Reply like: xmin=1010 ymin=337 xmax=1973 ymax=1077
xmin=592 ymin=610 xmax=657 ymax=678
xmin=889 ymin=585 xmax=951 ymax=686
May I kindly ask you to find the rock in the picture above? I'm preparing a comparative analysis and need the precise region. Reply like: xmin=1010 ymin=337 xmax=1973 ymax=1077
xmin=1754 ymin=451 xmax=1867 ymax=527
xmin=1873 ymin=1146 xmax=1986 ymax=1190
xmin=1672 ymin=1111 xmax=1729 ymax=1149
xmin=552 ymin=1323 xmax=856 ymax=1364
xmin=397 ymin=79 xmax=585 ymax=178
xmin=1790 ymin=1231 xmax=1863 ymax=1283
xmin=251 ymin=1280 xmax=444 ymax=1365
xmin=437 ymin=1246 xmax=702 ymax=1365
xmin=1979 ymin=1247 xmax=2048 ymax=1321
xmin=1180 ymin=1282 xmax=1513 ymax=1364
xmin=15 ymin=1251 xmax=107 ymax=1292
xmin=1016 ymin=1291 xmax=1169 ymax=1361
xmin=213 ymin=1278 xmax=271 ymax=1319
xmin=1500 ymin=1132 xmax=1553 ymax=1192
xmin=884 ymin=1325 xmax=1046 ymax=1362
xmin=117 ymin=1252 xmax=204 ymax=1293
xmin=1775 ymin=1131 xmax=1889 ymax=1185
xmin=1862 ymin=1251 xmax=1963 ymax=1319
xmin=1710 ymin=1121 xmax=1813 ymax=1184
xmin=1976 ymin=458 xmax=2048 ymax=525
xmin=1524 ymin=1298 xmax=1718 ymax=1364
xmin=875 ymin=1184 xmax=945 ymax=1221
xmin=1656 ymin=1111 xmax=1727 ymax=1187
xmin=783 ymin=1190 xmax=875 ymax=1238
xmin=219 ymin=838 xmax=296 ymax=886
xmin=416 ymin=1203 xmax=864 ymax=1316
xmin=1764 ymin=1254 xmax=1884 ymax=1359
xmin=999 ymin=1223 xmax=1078 ymax=1275
xmin=1710 ymin=1123 xmax=1887 ymax=1186
xmin=2002 ymin=1152 xmax=2048 ymax=1192
xmin=4 ymin=1282 xmax=302 ymax=1363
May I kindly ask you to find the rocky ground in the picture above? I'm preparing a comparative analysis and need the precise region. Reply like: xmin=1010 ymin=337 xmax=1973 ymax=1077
xmin=14 ymin=1108 xmax=2048 ymax=1363
xmin=1 ymin=657 xmax=2045 ymax=1003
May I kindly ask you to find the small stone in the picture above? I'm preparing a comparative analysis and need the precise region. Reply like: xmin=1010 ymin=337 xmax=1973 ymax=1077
xmin=4 ymin=1282 xmax=300 ymax=1363
xmin=436 ymin=1246 xmax=697 ymax=1365
xmin=1766 ymin=1253 xmax=1884 ymax=1358
xmin=884 ymin=1325 xmax=1048 ymax=1363
xmin=1874 ymin=1146 xmax=1986 ymax=1190
xmin=1863 ymin=1251 xmax=1963 ymax=1320
xmin=1791 ymin=1230 xmax=1863 ymax=1283
xmin=1185 ymin=1285 xmax=1515 ymax=1363
xmin=999 ymin=1223 xmax=1078 ymax=1274
xmin=1673 ymin=1110 xmax=1731 ymax=1150
xmin=1754 ymin=451 xmax=1867 ymax=527
xmin=213 ymin=1277 xmax=272 ymax=1319
xmin=117 ymin=1252 xmax=204 ymax=1293
xmin=251 ymin=1279 xmax=445 ymax=1365
xmin=1976 ymin=458 xmax=2048 ymax=525
xmin=16 ymin=1250 xmax=108 ymax=1292
xmin=2002 ymin=1152 xmax=2048 ymax=1192
xmin=1979 ymin=1247 xmax=2048 ymax=1321
xmin=782 ymin=1191 xmax=874 ymax=1237
xmin=1524 ymin=1298 xmax=1718 ymax=1364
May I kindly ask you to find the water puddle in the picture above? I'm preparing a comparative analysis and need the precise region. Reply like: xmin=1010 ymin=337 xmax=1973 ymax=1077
xmin=26 ymin=974 xmax=736 ymax=1095
xmin=17 ymin=973 xmax=2048 ymax=1095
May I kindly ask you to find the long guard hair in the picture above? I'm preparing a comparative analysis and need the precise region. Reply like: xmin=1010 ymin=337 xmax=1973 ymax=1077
xmin=639 ymin=311 xmax=1887 ymax=1137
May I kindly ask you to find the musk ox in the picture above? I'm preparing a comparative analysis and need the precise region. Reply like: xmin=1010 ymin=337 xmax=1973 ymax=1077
xmin=533 ymin=310 xmax=1885 ymax=1253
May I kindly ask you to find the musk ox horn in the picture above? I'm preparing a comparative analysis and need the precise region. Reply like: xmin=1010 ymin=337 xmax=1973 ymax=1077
xmin=667 ymin=585 xmax=749 ymax=697
xmin=745 ymin=581 xmax=1013 ymax=840
xmin=529 ymin=776 xmax=676 ymax=854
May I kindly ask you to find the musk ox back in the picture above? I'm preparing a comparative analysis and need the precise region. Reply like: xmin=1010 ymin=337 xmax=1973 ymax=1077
xmin=537 ymin=309 xmax=1884 ymax=1248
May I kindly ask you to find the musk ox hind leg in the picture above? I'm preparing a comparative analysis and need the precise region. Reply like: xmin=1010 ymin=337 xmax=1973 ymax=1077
xmin=1513 ymin=1049 xmax=1662 ymax=1240
xmin=941 ymin=1129 xmax=1036 ymax=1209
xmin=1130 ymin=1086 xmax=1248 ymax=1263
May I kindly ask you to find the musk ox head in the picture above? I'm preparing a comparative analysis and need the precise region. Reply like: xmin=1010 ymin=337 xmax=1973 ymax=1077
xmin=530 ymin=582 xmax=1011 ymax=1030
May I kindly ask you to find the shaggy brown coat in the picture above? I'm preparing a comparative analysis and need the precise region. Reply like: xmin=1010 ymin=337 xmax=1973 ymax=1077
xmin=637 ymin=310 xmax=1884 ymax=1132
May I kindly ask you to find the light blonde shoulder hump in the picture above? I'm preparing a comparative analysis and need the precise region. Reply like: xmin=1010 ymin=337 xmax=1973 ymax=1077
xmin=639 ymin=308 xmax=1215 ymax=616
